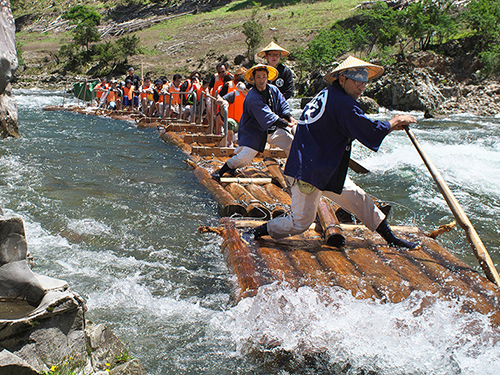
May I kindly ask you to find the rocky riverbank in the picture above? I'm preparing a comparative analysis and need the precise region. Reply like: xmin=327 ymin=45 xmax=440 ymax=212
xmin=0 ymin=214 xmax=146 ymax=374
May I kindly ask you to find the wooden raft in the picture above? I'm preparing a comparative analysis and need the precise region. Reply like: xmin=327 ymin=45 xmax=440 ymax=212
xmin=43 ymin=105 xmax=500 ymax=326
xmin=202 ymin=218 xmax=500 ymax=326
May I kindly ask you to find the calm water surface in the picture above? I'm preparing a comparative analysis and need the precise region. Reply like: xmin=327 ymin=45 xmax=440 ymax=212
xmin=1 ymin=89 xmax=500 ymax=374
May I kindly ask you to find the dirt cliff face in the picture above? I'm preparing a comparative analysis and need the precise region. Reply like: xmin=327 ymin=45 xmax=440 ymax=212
xmin=0 ymin=0 xmax=19 ymax=138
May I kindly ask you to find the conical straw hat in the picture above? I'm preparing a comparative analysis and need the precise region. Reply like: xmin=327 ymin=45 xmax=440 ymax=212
xmin=324 ymin=56 xmax=384 ymax=84
xmin=244 ymin=64 xmax=279 ymax=84
xmin=257 ymin=41 xmax=290 ymax=58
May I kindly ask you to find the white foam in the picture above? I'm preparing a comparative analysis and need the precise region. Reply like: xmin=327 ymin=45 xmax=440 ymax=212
xmin=213 ymin=283 xmax=500 ymax=374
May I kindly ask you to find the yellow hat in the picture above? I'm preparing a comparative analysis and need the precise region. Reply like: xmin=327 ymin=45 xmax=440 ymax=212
xmin=244 ymin=64 xmax=279 ymax=84
xmin=324 ymin=55 xmax=384 ymax=84
xmin=257 ymin=41 xmax=290 ymax=58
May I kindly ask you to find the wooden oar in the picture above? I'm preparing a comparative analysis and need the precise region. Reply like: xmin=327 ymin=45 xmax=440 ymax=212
xmin=348 ymin=158 xmax=370 ymax=174
xmin=405 ymin=126 xmax=500 ymax=286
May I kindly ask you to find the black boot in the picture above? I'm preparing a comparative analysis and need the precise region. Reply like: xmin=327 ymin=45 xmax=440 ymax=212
xmin=212 ymin=163 xmax=235 ymax=181
xmin=241 ymin=224 xmax=269 ymax=244
xmin=376 ymin=219 xmax=417 ymax=249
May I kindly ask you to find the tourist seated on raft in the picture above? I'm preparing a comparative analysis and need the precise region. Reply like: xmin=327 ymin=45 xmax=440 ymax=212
xmin=180 ymin=71 xmax=202 ymax=120
xmin=122 ymin=79 xmax=139 ymax=110
xmin=188 ymin=76 xmax=210 ymax=123
xmin=212 ymin=64 xmax=297 ymax=180
xmin=206 ymin=63 xmax=231 ymax=124
xmin=217 ymin=66 xmax=247 ymax=98
xmin=242 ymin=56 xmax=419 ymax=250
xmin=93 ymin=77 xmax=109 ymax=106
xmin=213 ymin=74 xmax=234 ymax=134
xmin=214 ymin=67 xmax=247 ymax=137
xmin=149 ymin=79 xmax=165 ymax=117
xmin=139 ymin=77 xmax=155 ymax=115
xmin=161 ymin=76 xmax=170 ymax=91
xmin=166 ymin=74 xmax=183 ymax=119
xmin=209 ymin=62 xmax=230 ymax=97
xmin=215 ymin=81 xmax=249 ymax=148
xmin=106 ymin=79 xmax=122 ymax=111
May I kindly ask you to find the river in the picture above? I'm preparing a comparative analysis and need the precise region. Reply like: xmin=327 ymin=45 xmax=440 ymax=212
xmin=1 ymin=89 xmax=500 ymax=374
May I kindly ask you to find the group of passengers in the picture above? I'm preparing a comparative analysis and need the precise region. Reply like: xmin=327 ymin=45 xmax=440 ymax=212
xmin=92 ymin=41 xmax=294 ymax=144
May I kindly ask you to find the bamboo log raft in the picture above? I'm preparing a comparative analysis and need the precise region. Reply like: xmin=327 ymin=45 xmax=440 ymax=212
xmin=44 ymin=105 xmax=500 ymax=327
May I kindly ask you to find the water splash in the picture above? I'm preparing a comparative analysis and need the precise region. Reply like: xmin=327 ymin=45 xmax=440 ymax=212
xmin=216 ymin=282 xmax=500 ymax=375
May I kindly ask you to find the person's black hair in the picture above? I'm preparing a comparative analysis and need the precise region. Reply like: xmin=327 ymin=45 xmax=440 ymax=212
xmin=216 ymin=62 xmax=227 ymax=71
xmin=173 ymin=73 xmax=182 ymax=81
xmin=202 ymin=77 xmax=210 ymax=85
xmin=252 ymin=67 xmax=269 ymax=77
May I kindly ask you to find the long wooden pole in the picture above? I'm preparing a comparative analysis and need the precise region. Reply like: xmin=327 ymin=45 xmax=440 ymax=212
xmin=405 ymin=127 xmax=500 ymax=286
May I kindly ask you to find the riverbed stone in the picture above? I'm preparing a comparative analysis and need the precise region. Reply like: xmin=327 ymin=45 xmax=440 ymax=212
xmin=0 ymin=349 xmax=38 ymax=374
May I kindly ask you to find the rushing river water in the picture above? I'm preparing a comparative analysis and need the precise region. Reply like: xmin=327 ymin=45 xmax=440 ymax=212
xmin=2 ymin=89 xmax=500 ymax=374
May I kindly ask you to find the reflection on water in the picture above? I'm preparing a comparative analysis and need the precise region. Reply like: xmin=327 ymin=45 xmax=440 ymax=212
xmin=0 ymin=89 xmax=498 ymax=374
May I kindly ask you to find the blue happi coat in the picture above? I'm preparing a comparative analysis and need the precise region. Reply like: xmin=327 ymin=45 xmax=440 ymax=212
xmin=284 ymin=84 xmax=391 ymax=193
xmin=238 ymin=84 xmax=291 ymax=152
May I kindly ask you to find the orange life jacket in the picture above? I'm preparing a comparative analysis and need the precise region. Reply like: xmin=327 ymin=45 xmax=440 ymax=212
xmin=210 ymin=74 xmax=225 ymax=97
xmin=154 ymin=88 xmax=164 ymax=104
xmin=168 ymin=83 xmax=181 ymax=105
xmin=140 ymin=84 xmax=154 ymax=101
xmin=183 ymin=79 xmax=193 ymax=102
xmin=107 ymin=89 xmax=117 ymax=103
xmin=123 ymin=85 xmax=135 ymax=100
xmin=192 ymin=82 xmax=202 ymax=101
xmin=228 ymin=89 xmax=245 ymax=123
xmin=227 ymin=80 xmax=237 ymax=93
xmin=94 ymin=83 xmax=109 ymax=99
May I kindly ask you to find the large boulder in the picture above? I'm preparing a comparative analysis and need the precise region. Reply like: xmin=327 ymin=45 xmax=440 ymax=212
xmin=0 ymin=0 xmax=20 ymax=138
xmin=0 ymin=214 xmax=146 ymax=374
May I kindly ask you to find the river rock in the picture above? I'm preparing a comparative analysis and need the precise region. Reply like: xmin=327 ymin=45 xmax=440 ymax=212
xmin=0 ymin=0 xmax=19 ymax=138
xmin=0 ymin=214 xmax=145 ymax=374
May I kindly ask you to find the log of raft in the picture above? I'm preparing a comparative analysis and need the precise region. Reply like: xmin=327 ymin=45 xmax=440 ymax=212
xmin=263 ymin=157 xmax=288 ymax=189
xmin=186 ymin=160 xmax=246 ymax=217
xmin=219 ymin=219 xmax=272 ymax=300
xmin=316 ymin=197 xmax=345 ymax=247
xmin=246 ymin=183 xmax=287 ymax=218
xmin=225 ymin=183 xmax=271 ymax=220
xmin=263 ymin=183 xmax=291 ymax=206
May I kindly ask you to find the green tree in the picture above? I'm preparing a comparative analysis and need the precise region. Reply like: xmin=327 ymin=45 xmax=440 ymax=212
xmin=351 ymin=2 xmax=402 ymax=53
xmin=403 ymin=0 xmax=456 ymax=51
xmin=93 ymin=35 xmax=142 ymax=73
xmin=242 ymin=6 xmax=263 ymax=64
xmin=62 ymin=5 xmax=102 ymax=52
xmin=462 ymin=0 xmax=500 ymax=44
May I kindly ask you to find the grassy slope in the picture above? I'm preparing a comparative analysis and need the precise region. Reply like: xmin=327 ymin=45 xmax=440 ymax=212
xmin=15 ymin=0 xmax=360 ymax=80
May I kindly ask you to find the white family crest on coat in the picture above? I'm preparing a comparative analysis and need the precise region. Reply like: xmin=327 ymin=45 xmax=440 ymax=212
xmin=299 ymin=89 xmax=328 ymax=125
